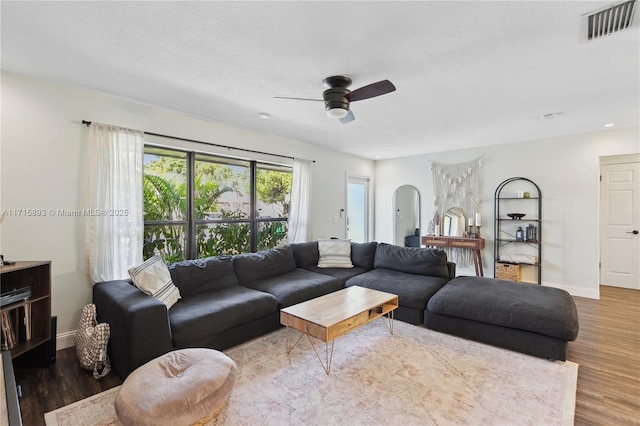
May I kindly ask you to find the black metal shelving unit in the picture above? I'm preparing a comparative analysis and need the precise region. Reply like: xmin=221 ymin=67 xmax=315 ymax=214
xmin=494 ymin=177 xmax=542 ymax=285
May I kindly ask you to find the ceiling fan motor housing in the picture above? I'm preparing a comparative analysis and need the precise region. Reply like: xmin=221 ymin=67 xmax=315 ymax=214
xmin=323 ymin=87 xmax=350 ymax=113
xmin=323 ymin=75 xmax=352 ymax=115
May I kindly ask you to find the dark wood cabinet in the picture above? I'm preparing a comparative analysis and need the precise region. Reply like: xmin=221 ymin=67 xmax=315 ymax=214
xmin=1 ymin=261 xmax=52 ymax=359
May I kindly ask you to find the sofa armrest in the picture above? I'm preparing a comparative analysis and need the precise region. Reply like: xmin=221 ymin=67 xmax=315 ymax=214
xmin=93 ymin=280 xmax=173 ymax=378
xmin=447 ymin=262 xmax=456 ymax=279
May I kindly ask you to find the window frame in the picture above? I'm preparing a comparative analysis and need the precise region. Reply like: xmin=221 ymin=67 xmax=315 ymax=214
xmin=143 ymin=145 xmax=291 ymax=261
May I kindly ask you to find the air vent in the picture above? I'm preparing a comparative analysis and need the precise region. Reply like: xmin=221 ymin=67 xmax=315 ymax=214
xmin=581 ymin=0 xmax=638 ymax=42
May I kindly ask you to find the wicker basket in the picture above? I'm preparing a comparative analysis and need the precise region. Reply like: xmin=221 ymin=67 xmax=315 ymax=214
xmin=496 ymin=262 xmax=521 ymax=281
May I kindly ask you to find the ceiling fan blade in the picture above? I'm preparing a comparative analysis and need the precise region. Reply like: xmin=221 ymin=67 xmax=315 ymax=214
xmin=347 ymin=80 xmax=396 ymax=102
xmin=340 ymin=109 xmax=355 ymax=124
xmin=273 ymin=96 xmax=323 ymax=101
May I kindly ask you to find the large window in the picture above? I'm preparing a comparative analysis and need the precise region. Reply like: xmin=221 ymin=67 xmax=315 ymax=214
xmin=143 ymin=146 xmax=291 ymax=262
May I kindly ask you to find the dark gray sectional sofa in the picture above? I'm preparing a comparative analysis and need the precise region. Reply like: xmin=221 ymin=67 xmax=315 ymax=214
xmin=93 ymin=241 xmax=454 ymax=377
xmin=93 ymin=241 xmax=578 ymax=379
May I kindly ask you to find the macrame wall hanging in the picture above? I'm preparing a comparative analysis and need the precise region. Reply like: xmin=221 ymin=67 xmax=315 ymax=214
xmin=429 ymin=156 xmax=483 ymax=267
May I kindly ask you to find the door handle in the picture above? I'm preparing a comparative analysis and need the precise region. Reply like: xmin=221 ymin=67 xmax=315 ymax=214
xmin=627 ymin=230 xmax=639 ymax=234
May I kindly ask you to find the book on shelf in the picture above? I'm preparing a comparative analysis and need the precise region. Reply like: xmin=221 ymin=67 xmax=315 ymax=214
xmin=1 ymin=310 xmax=16 ymax=350
xmin=15 ymin=304 xmax=32 ymax=342
xmin=1 ymin=312 xmax=9 ymax=350
xmin=24 ymin=303 xmax=32 ymax=341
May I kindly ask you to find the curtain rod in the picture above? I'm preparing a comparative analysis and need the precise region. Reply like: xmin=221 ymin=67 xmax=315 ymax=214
xmin=81 ymin=120 xmax=314 ymax=163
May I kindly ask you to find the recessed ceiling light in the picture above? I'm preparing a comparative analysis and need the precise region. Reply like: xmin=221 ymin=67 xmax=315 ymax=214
xmin=258 ymin=112 xmax=271 ymax=119
xmin=604 ymin=123 xmax=614 ymax=128
xmin=540 ymin=112 xmax=562 ymax=120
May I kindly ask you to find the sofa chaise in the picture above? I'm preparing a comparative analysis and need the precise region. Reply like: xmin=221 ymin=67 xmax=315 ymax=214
xmin=425 ymin=275 xmax=579 ymax=360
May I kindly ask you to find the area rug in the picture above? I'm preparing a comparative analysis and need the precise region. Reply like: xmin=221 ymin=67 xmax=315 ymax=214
xmin=45 ymin=320 xmax=578 ymax=425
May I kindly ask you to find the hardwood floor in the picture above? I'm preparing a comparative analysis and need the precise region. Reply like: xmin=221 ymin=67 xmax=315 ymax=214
xmin=12 ymin=285 xmax=640 ymax=425
xmin=13 ymin=347 xmax=122 ymax=425
xmin=568 ymin=285 xmax=640 ymax=425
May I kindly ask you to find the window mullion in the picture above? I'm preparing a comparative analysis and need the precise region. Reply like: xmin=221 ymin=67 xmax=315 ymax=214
xmin=250 ymin=161 xmax=258 ymax=252
xmin=187 ymin=152 xmax=197 ymax=259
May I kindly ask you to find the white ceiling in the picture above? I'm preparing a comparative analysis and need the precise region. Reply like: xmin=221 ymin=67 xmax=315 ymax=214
xmin=1 ymin=1 xmax=638 ymax=159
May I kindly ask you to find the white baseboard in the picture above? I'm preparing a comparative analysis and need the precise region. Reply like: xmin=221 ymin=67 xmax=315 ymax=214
xmin=544 ymin=282 xmax=600 ymax=299
xmin=56 ymin=330 xmax=76 ymax=350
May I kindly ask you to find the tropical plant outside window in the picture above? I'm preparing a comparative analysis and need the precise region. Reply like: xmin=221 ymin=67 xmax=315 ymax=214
xmin=143 ymin=146 xmax=291 ymax=263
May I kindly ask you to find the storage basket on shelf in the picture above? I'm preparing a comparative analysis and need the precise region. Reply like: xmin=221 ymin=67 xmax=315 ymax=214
xmin=496 ymin=262 xmax=521 ymax=282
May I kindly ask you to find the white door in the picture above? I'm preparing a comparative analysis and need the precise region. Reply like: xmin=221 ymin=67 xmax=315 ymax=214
xmin=600 ymin=161 xmax=640 ymax=289
xmin=347 ymin=176 xmax=370 ymax=243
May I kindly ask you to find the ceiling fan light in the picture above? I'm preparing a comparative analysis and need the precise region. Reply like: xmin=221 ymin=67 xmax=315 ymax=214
xmin=327 ymin=107 xmax=348 ymax=119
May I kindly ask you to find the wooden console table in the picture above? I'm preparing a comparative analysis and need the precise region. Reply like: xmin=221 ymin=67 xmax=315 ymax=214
xmin=421 ymin=236 xmax=485 ymax=276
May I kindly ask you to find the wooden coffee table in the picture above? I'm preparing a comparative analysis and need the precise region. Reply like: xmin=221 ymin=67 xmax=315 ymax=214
xmin=280 ymin=286 xmax=399 ymax=374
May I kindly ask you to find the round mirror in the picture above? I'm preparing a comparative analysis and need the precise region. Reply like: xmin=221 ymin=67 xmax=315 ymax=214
xmin=393 ymin=185 xmax=420 ymax=246
xmin=443 ymin=207 xmax=466 ymax=237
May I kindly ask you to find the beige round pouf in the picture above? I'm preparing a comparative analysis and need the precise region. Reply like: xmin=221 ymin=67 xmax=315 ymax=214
xmin=114 ymin=348 xmax=237 ymax=426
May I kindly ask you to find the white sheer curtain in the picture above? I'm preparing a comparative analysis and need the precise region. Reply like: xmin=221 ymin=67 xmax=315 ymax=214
xmin=288 ymin=158 xmax=312 ymax=243
xmin=86 ymin=123 xmax=144 ymax=283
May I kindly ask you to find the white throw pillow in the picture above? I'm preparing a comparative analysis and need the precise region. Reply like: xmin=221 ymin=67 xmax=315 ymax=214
xmin=317 ymin=239 xmax=354 ymax=268
xmin=128 ymin=256 xmax=181 ymax=309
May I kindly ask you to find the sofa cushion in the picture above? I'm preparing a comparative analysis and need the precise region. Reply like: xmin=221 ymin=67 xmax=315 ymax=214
xmin=241 ymin=269 xmax=341 ymax=307
xmin=169 ymin=286 xmax=278 ymax=348
xmin=317 ymin=239 xmax=353 ymax=268
xmin=290 ymin=241 xmax=319 ymax=269
xmin=233 ymin=246 xmax=297 ymax=284
xmin=169 ymin=256 xmax=238 ymax=298
xmin=351 ymin=242 xmax=378 ymax=269
xmin=427 ymin=276 xmax=579 ymax=341
xmin=373 ymin=243 xmax=449 ymax=278
xmin=304 ymin=265 xmax=369 ymax=287
xmin=128 ymin=256 xmax=181 ymax=309
xmin=346 ymin=269 xmax=449 ymax=310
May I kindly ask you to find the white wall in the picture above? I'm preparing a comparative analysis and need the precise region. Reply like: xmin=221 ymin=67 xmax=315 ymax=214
xmin=0 ymin=71 xmax=374 ymax=342
xmin=3 ymin=70 xmax=636 ymax=344
xmin=374 ymin=127 xmax=639 ymax=299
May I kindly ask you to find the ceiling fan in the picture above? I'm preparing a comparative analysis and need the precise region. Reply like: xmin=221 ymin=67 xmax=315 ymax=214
xmin=274 ymin=76 xmax=396 ymax=124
